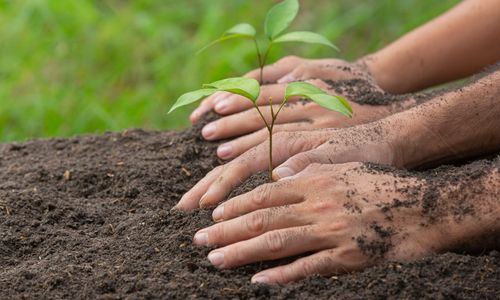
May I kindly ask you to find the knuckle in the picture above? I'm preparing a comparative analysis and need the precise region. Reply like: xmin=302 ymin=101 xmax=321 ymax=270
xmin=209 ymin=165 xmax=224 ymax=176
xmin=292 ymin=152 xmax=315 ymax=168
xmin=264 ymin=230 xmax=286 ymax=253
xmin=246 ymin=211 xmax=267 ymax=234
xmin=271 ymin=131 xmax=306 ymax=159
xmin=223 ymin=200 xmax=235 ymax=218
xmin=209 ymin=225 xmax=225 ymax=245
xmin=326 ymin=220 xmax=348 ymax=235
xmin=315 ymin=256 xmax=336 ymax=275
xmin=310 ymin=200 xmax=335 ymax=213
xmin=300 ymin=259 xmax=320 ymax=277
xmin=253 ymin=183 xmax=272 ymax=206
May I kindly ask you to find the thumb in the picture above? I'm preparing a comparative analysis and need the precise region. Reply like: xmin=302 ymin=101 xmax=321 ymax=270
xmin=272 ymin=149 xmax=326 ymax=180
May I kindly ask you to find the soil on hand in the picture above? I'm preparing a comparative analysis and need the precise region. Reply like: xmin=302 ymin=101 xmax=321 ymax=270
xmin=1 ymin=112 xmax=499 ymax=297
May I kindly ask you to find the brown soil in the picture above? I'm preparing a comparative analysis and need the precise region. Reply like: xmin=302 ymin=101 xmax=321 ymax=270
xmin=1 ymin=110 xmax=499 ymax=299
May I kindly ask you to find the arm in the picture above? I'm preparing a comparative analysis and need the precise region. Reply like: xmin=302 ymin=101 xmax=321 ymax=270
xmin=391 ymin=68 xmax=500 ymax=168
xmin=365 ymin=0 xmax=500 ymax=93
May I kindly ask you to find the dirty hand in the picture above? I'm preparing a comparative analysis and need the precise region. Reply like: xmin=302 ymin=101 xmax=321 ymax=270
xmin=201 ymin=78 xmax=392 ymax=160
xmin=175 ymin=122 xmax=398 ymax=210
xmin=189 ymin=56 xmax=380 ymax=124
xmin=191 ymin=163 xmax=443 ymax=283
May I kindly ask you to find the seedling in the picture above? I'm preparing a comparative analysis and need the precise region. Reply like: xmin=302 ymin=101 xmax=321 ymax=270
xmin=169 ymin=0 xmax=352 ymax=181
xmin=197 ymin=0 xmax=339 ymax=85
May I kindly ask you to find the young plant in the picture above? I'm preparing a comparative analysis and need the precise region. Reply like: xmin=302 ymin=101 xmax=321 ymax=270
xmin=169 ymin=78 xmax=352 ymax=181
xmin=197 ymin=0 xmax=339 ymax=84
xmin=169 ymin=0 xmax=353 ymax=181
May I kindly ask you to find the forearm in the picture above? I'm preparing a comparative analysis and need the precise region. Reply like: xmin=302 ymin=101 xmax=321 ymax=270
xmin=363 ymin=0 xmax=500 ymax=94
xmin=388 ymin=68 xmax=500 ymax=168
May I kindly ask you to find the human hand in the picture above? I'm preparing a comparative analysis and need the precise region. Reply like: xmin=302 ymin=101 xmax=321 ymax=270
xmin=175 ymin=122 xmax=399 ymax=210
xmin=202 ymin=80 xmax=391 ymax=160
xmin=189 ymin=56 xmax=380 ymax=124
xmin=190 ymin=163 xmax=474 ymax=283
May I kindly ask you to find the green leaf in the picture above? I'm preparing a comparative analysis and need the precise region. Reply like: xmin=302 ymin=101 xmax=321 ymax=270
xmin=265 ymin=0 xmax=299 ymax=40
xmin=285 ymin=81 xmax=326 ymax=96
xmin=285 ymin=82 xmax=352 ymax=117
xmin=197 ymin=23 xmax=256 ymax=54
xmin=274 ymin=31 xmax=339 ymax=51
xmin=203 ymin=77 xmax=260 ymax=102
xmin=226 ymin=23 xmax=256 ymax=37
xmin=306 ymin=94 xmax=352 ymax=117
xmin=168 ymin=88 xmax=217 ymax=114
xmin=331 ymin=94 xmax=353 ymax=114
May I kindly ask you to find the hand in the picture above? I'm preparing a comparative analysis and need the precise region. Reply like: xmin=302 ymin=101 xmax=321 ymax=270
xmin=191 ymin=163 xmax=486 ymax=283
xmin=201 ymin=79 xmax=392 ymax=160
xmin=175 ymin=122 xmax=399 ymax=210
xmin=189 ymin=56 xmax=381 ymax=124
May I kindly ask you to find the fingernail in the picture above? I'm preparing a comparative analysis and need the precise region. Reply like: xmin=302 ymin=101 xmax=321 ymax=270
xmin=277 ymin=74 xmax=295 ymax=84
xmin=202 ymin=123 xmax=216 ymax=139
xmin=193 ymin=231 xmax=208 ymax=245
xmin=273 ymin=167 xmax=295 ymax=179
xmin=208 ymin=251 xmax=225 ymax=268
xmin=214 ymin=100 xmax=229 ymax=113
xmin=199 ymin=192 xmax=209 ymax=208
xmin=212 ymin=205 xmax=224 ymax=221
xmin=251 ymin=275 xmax=270 ymax=284
xmin=217 ymin=144 xmax=233 ymax=159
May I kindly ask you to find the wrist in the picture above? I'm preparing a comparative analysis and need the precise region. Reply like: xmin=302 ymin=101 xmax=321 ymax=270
xmin=376 ymin=110 xmax=442 ymax=168
xmin=357 ymin=54 xmax=399 ymax=94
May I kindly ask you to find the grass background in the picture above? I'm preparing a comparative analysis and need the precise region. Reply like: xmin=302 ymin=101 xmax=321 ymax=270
xmin=0 ymin=0 xmax=458 ymax=142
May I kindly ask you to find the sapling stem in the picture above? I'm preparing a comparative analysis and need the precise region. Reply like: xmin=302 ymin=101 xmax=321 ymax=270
xmin=253 ymin=39 xmax=273 ymax=85
xmin=268 ymin=96 xmax=275 ymax=181
xmin=253 ymin=103 xmax=270 ymax=130
xmin=253 ymin=39 xmax=277 ymax=181
xmin=253 ymin=39 xmax=264 ymax=85
xmin=260 ymin=43 xmax=272 ymax=84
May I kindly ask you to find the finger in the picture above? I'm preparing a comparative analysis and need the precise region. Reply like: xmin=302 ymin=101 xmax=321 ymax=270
xmin=211 ymin=180 xmax=304 ymax=221
xmin=251 ymin=249 xmax=355 ymax=284
xmin=188 ymin=91 xmax=227 ymax=123
xmin=244 ymin=55 xmax=304 ymax=83
xmin=216 ymin=122 xmax=313 ymax=160
xmin=201 ymin=105 xmax=294 ymax=141
xmin=202 ymin=103 xmax=308 ymax=141
xmin=277 ymin=59 xmax=354 ymax=84
xmin=214 ymin=84 xmax=287 ymax=115
xmin=272 ymin=147 xmax=330 ymax=181
xmin=206 ymin=225 xmax=331 ymax=269
xmin=196 ymin=204 xmax=308 ymax=246
xmin=199 ymin=131 xmax=329 ymax=208
xmin=174 ymin=165 xmax=224 ymax=210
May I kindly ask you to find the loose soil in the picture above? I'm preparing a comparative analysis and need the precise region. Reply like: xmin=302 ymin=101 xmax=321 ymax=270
xmin=1 ymin=96 xmax=499 ymax=298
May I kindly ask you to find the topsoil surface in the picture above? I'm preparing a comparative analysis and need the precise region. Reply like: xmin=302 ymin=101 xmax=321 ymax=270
xmin=1 ymin=92 xmax=499 ymax=298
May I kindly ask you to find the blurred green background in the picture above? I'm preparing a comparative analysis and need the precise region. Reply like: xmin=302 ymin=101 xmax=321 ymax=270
xmin=0 ymin=0 xmax=458 ymax=142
